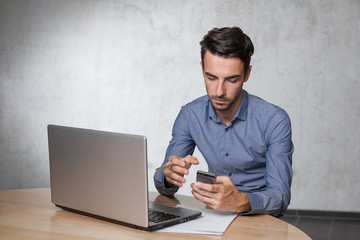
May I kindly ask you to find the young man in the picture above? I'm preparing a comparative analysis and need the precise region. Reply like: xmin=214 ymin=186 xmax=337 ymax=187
xmin=154 ymin=27 xmax=293 ymax=217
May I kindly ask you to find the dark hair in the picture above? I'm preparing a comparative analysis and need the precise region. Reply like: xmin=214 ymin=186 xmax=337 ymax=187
xmin=200 ymin=27 xmax=254 ymax=74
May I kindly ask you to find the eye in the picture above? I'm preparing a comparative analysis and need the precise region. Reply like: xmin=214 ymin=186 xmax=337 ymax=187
xmin=205 ymin=72 xmax=217 ymax=81
xmin=227 ymin=76 xmax=241 ymax=83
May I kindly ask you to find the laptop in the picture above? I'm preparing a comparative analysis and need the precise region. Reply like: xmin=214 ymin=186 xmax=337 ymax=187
xmin=47 ymin=124 xmax=201 ymax=231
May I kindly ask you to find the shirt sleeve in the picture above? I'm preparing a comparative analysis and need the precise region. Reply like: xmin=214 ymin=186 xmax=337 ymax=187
xmin=245 ymin=108 xmax=294 ymax=217
xmin=153 ymin=107 xmax=196 ymax=196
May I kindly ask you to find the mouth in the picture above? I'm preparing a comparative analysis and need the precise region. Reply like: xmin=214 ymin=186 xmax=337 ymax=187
xmin=212 ymin=97 xmax=229 ymax=105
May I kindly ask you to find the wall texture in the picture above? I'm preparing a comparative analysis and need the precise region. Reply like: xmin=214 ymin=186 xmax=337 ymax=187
xmin=1 ymin=0 xmax=359 ymax=212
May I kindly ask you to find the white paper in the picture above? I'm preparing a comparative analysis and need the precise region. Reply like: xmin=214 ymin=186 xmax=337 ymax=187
xmin=156 ymin=206 xmax=238 ymax=235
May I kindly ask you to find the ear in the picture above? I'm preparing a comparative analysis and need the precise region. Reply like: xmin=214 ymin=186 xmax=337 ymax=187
xmin=200 ymin=61 xmax=204 ymax=72
xmin=244 ymin=65 xmax=252 ymax=83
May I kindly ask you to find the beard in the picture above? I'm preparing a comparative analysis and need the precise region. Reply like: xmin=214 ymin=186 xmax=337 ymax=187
xmin=209 ymin=96 xmax=233 ymax=112
xmin=208 ymin=89 xmax=243 ymax=113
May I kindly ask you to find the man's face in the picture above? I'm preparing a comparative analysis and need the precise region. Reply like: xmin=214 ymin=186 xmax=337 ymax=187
xmin=202 ymin=51 xmax=251 ymax=116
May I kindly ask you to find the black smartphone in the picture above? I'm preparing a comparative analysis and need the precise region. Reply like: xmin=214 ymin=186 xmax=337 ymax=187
xmin=196 ymin=170 xmax=217 ymax=184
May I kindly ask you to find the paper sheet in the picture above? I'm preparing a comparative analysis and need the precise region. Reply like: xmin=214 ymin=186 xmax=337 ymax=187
xmin=156 ymin=206 xmax=238 ymax=235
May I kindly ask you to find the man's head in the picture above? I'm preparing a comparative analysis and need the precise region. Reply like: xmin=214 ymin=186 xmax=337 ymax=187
xmin=199 ymin=27 xmax=254 ymax=123
xmin=200 ymin=27 xmax=254 ymax=75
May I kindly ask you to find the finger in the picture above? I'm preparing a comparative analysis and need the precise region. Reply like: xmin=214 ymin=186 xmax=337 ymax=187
xmin=165 ymin=172 xmax=186 ymax=187
xmin=164 ymin=169 xmax=186 ymax=187
xmin=166 ymin=158 xmax=189 ymax=176
xmin=169 ymin=156 xmax=187 ymax=168
xmin=191 ymin=189 xmax=215 ymax=206
xmin=194 ymin=181 xmax=217 ymax=192
xmin=164 ymin=168 xmax=186 ymax=182
xmin=191 ymin=188 xmax=222 ymax=210
xmin=191 ymin=183 xmax=217 ymax=199
xmin=171 ymin=165 xmax=189 ymax=175
xmin=182 ymin=155 xmax=199 ymax=166
xmin=165 ymin=176 xmax=183 ymax=187
xmin=191 ymin=186 xmax=209 ymax=200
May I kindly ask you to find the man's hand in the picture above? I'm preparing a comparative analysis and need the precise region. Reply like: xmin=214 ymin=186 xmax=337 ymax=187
xmin=164 ymin=155 xmax=199 ymax=187
xmin=191 ymin=176 xmax=251 ymax=213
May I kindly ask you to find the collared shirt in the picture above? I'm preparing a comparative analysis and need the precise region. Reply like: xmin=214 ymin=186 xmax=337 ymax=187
xmin=154 ymin=90 xmax=294 ymax=217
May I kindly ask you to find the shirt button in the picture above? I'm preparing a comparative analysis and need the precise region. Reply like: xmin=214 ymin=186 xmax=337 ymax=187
xmin=225 ymin=128 xmax=229 ymax=132
xmin=225 ymin=153 xmax=229 ymax=157
xmin=229 ymin=172 xmax=232 ymax=176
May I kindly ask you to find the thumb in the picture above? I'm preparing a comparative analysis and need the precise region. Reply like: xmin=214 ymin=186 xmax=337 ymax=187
xmin=216 ymin=176 xmax=233 ymax=185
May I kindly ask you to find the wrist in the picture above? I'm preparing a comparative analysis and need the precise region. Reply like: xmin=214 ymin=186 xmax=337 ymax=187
xmin=236 ymin=192 xmax=252 ymax=213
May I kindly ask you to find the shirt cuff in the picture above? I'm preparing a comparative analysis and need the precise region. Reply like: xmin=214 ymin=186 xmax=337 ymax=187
xmin=241 ymin=192 xmax=264 ymax=215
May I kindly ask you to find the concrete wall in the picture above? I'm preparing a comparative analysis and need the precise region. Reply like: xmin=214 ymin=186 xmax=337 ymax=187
xmin=1 ymin=0 xmax=359 ymax=212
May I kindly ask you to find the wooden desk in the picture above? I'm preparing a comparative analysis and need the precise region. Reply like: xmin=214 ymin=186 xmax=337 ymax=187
xmin=0 ymin=188 xmax=310 ymax=239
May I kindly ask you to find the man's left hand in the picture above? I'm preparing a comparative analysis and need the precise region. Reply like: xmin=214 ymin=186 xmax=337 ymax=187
xmin=190 ymin=176 xmax=251 ymax=213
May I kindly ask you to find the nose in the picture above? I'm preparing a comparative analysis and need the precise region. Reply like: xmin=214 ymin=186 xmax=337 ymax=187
xmin=216 ymin=80 xmax=225 ymax=97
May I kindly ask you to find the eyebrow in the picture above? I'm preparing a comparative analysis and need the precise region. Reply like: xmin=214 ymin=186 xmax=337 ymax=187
xmin=204 ymin=72 xmax=217 ymax=78
xmin=204 ymin=72 xmax=242 ymax=80
xmin=225 ymin=74 xmax=242 ymax=80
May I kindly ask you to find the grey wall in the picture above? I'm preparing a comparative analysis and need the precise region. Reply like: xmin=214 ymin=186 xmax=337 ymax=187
xmin=1 ymin=0 xmax=359 ymax=212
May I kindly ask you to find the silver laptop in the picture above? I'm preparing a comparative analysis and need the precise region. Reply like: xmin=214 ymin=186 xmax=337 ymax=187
xmin=47 ymin=124 xmax=201 ymax=231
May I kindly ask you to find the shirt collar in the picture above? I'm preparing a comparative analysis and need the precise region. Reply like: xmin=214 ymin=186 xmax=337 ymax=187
xmin=236 ymin=90 xmax=248 ymax=121
xmin=208 ymin=90 xmax=249 ymax=124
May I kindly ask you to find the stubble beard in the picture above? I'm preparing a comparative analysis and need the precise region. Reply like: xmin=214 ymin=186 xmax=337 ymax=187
xmin=209 ymin=89 xmax=243 ymax=113
xmin=210 ymin=96 xmax=233 ymax=112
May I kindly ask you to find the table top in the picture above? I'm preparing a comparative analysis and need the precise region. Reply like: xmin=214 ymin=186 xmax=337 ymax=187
xmin=0 ymin=188 xmax=310 ymax=240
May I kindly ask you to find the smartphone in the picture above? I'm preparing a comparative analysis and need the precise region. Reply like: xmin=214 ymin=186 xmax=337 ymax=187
xmin=196 ymin=170 xmax=217 ymax=184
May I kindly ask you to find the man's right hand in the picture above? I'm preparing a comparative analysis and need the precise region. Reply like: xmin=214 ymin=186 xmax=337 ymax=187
xmin=164 ymin=155 xmax=199 ymax=187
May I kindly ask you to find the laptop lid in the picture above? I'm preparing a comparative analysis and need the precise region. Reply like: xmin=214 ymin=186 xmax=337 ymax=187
xmin=47 ymin=124 xmax=201 ymax=230
xmin=48 ymin=124 xmax=149 ymax=227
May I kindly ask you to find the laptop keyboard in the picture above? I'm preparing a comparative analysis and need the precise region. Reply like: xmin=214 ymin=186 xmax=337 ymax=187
xmin=148 ymin=209 xmax=181 ymax=223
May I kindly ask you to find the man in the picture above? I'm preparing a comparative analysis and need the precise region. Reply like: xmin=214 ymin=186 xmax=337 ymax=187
xmin=154 ymin=27 xmax=293 ymax=217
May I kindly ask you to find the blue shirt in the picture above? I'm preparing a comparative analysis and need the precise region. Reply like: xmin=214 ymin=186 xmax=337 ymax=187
xmin=154 ymin=90 xmax=293 ymax=217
